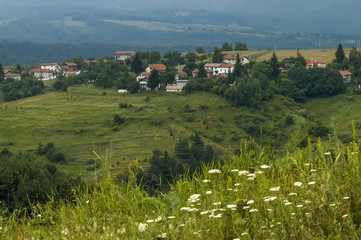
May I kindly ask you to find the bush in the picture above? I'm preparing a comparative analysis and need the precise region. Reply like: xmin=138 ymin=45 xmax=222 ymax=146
xmin=119 ymin=102 xmax=132 ymax=108
xmin=113 ymin=114 xmax=125 ymax=125
xmin=309 ymin=125 xmax=330 ymax=137
xmin=285 ymin=115 xmax=295 ymax=125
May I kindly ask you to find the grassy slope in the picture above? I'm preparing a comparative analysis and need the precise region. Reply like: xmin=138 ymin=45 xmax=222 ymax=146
xmin=0 ymin=86 xmax=310 ymax=178
xmin=223 ymin=49 xmax=352 ymax=63
xmin=2 ymin=138 xmax=360 ymax=239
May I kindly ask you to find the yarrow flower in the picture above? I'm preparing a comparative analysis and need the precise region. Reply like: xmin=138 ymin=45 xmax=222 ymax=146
xmin=289 ymin=193 xmax=298 ymax=196
xmin=264 ymin=196 xmax=277 ymax=202
xmin=188 ymin=194 xmax=201 ymax=203
xmin=307 ymin=181 xmax=316 ymax=185
xmin=238 ymin=170 xmax=249 ymax=176
xmin=231 ymin=169 xmax=239 ymax=172
xmin=260 ymin=165 xmax=271 ymax=169
xmin=294 ymin=182 xmax=303 ymax=187
xmin=247 ymin=200 xmax=254 ymax=205
xmin=208 ymin=169 xmax=221 ymax=174
xmin=269 ymin=187 xmax=281 ymax=191
xmin=138 ymin=223 xmax=148 ymax=232
xmin=202 ymin=179 xmax=211 ymax=183
xmin=249 ymin=209 xmax=259 ymax=212
xmin=206 ymin=191 xmax=212 ymax=195
xmin=213 ymin=202 xmax=222 ymax=206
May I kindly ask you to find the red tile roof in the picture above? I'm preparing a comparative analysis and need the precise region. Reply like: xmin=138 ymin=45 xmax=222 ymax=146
xmin=340 ymin=71 xmax=352 ymax=76
xmin=4 ymin=73 xmax=20 ymax=77
xmin=65 ymin=62 xmax=78 ymax=67
xmin=205 ymin=63 xmax=222 ymax=68
xmin=178 ymin=71 xmax=188 ymax=75
xmin=148 ymin=64 xmax=167 ymax=71
xmin=220 ymin=64 xmax=234 ymax=68
xmin=141 ymin=72 xmax=151 ymax=78
xmin=32 ymin=68 xmax=51 ymax=73
xmin=306 ymin=60 xmax=325 ymax=64
xmin=115 ymin=51 xmax=135 ymax=55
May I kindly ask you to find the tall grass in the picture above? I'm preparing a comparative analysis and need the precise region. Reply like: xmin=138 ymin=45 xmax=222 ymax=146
xmin=1 ymin=138 xmax=361 ymax=239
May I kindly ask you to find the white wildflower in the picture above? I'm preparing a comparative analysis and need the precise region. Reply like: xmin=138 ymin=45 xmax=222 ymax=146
xmin=238 ymin=170 xmax=249 ymax=176
xmin=329 ymin=203 xmax=337 ymax=207
xmin=255 ymin=170 xmax=264 ymax=174
xmin=296 ymin=205 xmax=303 ymax=208
xmin=228 ymin=188 xmax=234 ymax=191
xmin=188 ymin=194 xmax=201 ymax=203
xmin=146 ymin=220 xmax=154 ymax=223
xmin=343 ymin=196 xmax=350 ymax=200
xmin=264 ymin=196 xmax=277 ymax=202
xmin=269 ymin=186 xmax=281 ymax=191
xmin=325 ymin=152 xmax=331 ymax=156
xmin=289 ymin=193 xmax=298 ymax=196
xmin=202 ymin=179 xmax=211 ymax=183
xmin=260 ymin=165 xmax=271 ymax=169
xmin=246 ymin=200 xmax=254 ymax=205
xmin=208 ymin=169 xmax=221 ymax=174
xmin=307 ymin=181 xmax=316 ymax=185
xmin=241 ymin=232 xmax=248 ymax=236
xmin=86 ymin=200 xmax=90 ymax=204
xmin=291 ymin=213 xmax=296 ymax=215
xmin=206 ymin=191 xmax=212 ymax=195
xmin=231 ymin=169 xmax=239 ymax=172
xmin=155 ymin=216 xmax=162 ymax=222
xmin=294 ymin=182 xmax=303 ymax=187
xmin=310 ymin=169 xmax=317 ymax=172
xmin=304 ymin=163 xmax=310 ymax=166
xmin=167 ymin=216 xmax=175 ymax=219
xmin=227 ymin=204 xmax=237 ymax=209
xmin=138 ymin=223 xmax=148 ymax=232
xmin=247 ymin=177 xmax=255 ymax=181
xmin=249 ymin=209 xmax=259 ymax=212
xmin=304 ymin=200 xmax=312 ymax=204
xmin=342 ymin=214 xmax=349 ymax=218
xmin=158 ymin=233 xmax=167 ymax=238
xmin=200 ymin=211 xmax=209 ymax=215
xmin=243 ymin=206 xmax=250 ymax=209
xmin=234 ymin=183 xmax=241 ymax=186
xmin=180 ymin=207 xmax=191 ymax=211
xmin=284 ymin=202 xmax=292 ymax=205
xmin=247 ymin=173 xmax=256 ymax=178
xmin=213 ymin=202 xmax=222 ymax=206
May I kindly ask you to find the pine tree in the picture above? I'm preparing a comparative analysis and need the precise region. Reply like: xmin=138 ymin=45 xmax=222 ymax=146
xmin=130 ymin=53 xmax=144 ymax=74
xmin=147 ymin=69 xmax=160 ymax=90
xmin=335 ymin=43 xmax=345 ymax=64
xmin=212 ymin=47 xmax=224 ymax=63
xmin=197 ymin=63 xmax=208 ymax=78
xmin=232 ymin=54 xmax=243 ymax=78
xmin=0 ymin=64 xmax=4 ymax=83
xmin=269 ymin=52 xmax=280 ymax=79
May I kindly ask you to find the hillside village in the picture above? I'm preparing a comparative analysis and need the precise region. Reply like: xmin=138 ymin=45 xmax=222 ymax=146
xmin=0 ymin=42 xmax=360 ymax=107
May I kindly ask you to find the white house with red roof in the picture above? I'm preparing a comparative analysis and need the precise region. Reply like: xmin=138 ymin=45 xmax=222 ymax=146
xmin=145 ymin=64 xmax=167 ymax=73
xmin=40 ymin=63 xmax=62 ymax=72
xmin=115 ymin=51 xmax=136 ymax=61
xmin=223 ymin=55 xmax=250 ymax=65
xmin=204 ymin=63 xmax=234 ymax=76
xmin=4 ymin=73 xmax=21 ymax=80
xmin=340 ymin=70 xmax=352 ymax=83
xmin=306 ymin=60 xmax=326 ymax=69
xmin=32 ymin=69 xmax=55 ymax=80
xmin=62 ymin=62 xmax=78 ymax=71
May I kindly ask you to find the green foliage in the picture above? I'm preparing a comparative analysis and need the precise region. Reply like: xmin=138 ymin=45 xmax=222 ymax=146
xmin=222 ymin=42 xmax=233 ymax=51
xmin=0 ymin=64 xmax=4 ymax=83
xmin=285 ymin=115 xmax=295 ymax=125
xmin=0 ymin=150 xmax=80 ymax=210
xmin=288 ymin=67 xmax=345 ymax=97
xmin=113 ymin=114 xmax=125 ymax=125
xmin=196 ymin=46 xmax=205 ymax=54
xmin=147 ymin=69 xmax=160 ymax=91
xmin=251 ymin=62 xmax=272 ymax=79
xmin=309 ymin=124 xmax=330 ymax=138
xmin=212 ymin=47 xmax=224 ymax=63
xmin=0 ymin=76 xmax=44 ymax=101
xmin=130 ymin=53 xmax=144 ymax=74
xmin=234 ymin=41 xmax=248 ymax=50
xmin=335 ymin=43 xmax=345 ymax=64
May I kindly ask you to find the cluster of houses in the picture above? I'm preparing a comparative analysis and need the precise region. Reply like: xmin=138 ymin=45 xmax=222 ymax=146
xmin=2 ymin=51 xmax=353 ymax=89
